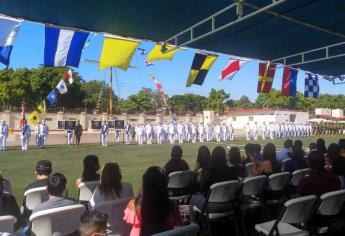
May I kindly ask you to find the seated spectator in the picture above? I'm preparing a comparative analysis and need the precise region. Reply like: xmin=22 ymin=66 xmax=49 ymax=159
xmin=0 ymin=172 xmax=12 ymax=194
xmin=330 ymin=143 xmax=345 ymax=188
xmin=228 ymin=147 xmax=243 ymax=179
xmin=75 ymin=155 xmax=100 ymax=188
xmin=124 ymin=166 xmax=181 ymax=236
xmin=90 ymin=163 xmax=133 ymax=208
xmin=79 ymin=210 xmax=108 ymax=236
xmin=252 ymin=143 xmax=281 ymax=176
xmin=242 ymin=143 xmax=255 ymax=166
xmin=339 ymin=139 xmax=345 ymax=158
xmin=207 ymin=146 xmax=238 ymax=188
xmin=253 ymin=144 xmax=262 ymax=162
xmin=284 ymin=146 xmax=308 ymax=173
xmin=317 ymin=138 xmax=327 ymax=155
xmin=23 ymin=160 xmax=52 ymax=220
xmin=163 ymin=145 xmax=189 ymax=176
xmin=293 ymin=140 xmax=303 ymax=149
xmin=277 ymin=139 xmax=293 ymax=162
xmin=0 ymin=175 xmax=24 ymax=230
xmin=309 ymin=142 xmax=317 ymax=152
xmin=298 ymin=152 xmax=340 ymax=197
xmin=193 ymin=146 xmax=211 ymax=193
xmin=32 ymin=173 xmax=75 ymax=214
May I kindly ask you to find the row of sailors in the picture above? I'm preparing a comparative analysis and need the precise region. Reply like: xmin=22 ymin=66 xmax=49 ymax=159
xmin=131 ymin=122 xmax=234 ymax=145
xmin=246 ymin=122 xmax=313 ymax=141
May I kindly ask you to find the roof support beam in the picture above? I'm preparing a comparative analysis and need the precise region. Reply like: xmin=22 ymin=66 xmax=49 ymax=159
xmin=273 ymin=41 xmax=345 ymax=70
xmin=164 ymin=0 xmax=289 ymax=51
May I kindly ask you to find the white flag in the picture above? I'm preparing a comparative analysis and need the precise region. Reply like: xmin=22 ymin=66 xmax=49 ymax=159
xmin=56 ymin=80 xmax=68 ymax=94
xmin=219 ymin=58 xmax=250 ymax=80
xmin=63 ymin=69 xmax=73 ymax=84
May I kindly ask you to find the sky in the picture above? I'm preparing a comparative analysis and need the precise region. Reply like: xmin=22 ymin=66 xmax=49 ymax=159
xmin=1 ymin=21 xmax=345 ymax=101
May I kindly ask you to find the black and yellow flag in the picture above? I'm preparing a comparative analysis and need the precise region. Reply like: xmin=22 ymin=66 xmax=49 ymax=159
xmin=186 ymin=52 xmax=218 ymax=87
xmin=37 ymin=100 xmax=46 ymax=113
xmin=28 ymin=110 xmax=39 ymax=125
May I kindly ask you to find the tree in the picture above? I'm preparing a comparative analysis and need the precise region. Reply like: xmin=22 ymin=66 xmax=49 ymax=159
xmin=205 ymin=89 xmax=230 ymax=113
xmin=169 ymin=94 xmax=207 ymax=114
xmin=118 ymin=88 xmax=157 ymax=113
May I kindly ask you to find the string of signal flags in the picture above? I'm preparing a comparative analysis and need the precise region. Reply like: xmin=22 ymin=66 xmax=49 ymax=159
xmin=1 ymin=15 xmax=343 ymax=123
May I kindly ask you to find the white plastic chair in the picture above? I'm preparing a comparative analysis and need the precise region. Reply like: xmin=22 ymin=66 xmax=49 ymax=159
xmin=316 ymin=189 xmax=345 ymax=234
xmin=78 ymin=181 xmax=100 ymax=202
xmin=255 ymin=195 xmax=317 ymax=236
xmin=267 ymin=172 xmax=291 ymax=191
xmin=168 ymin=170 xmax=195 ymax=201
xmin=23 ymin=187 xmax=48 ymax=211
xmin=245 ymin=163 xmax=254 ymax=177
xmin=29 ymin=204 xmax=85 ymax=236
xmin=0 ymin=215 xmax=17 ymax=233
xmin=93 ymin=197 xmax=131 ymax=236
xmin=151 ymin=223 xmax=200 ymax=236
xmin=3 ymin=179 xmax=12 ymax=194
xmin=198 ymin=180 xmax=243 ymax=236
xmin=241 ymin=175 xmax=267 ymax=211
xmin=290 ymin=169 xmax=309 ymax=186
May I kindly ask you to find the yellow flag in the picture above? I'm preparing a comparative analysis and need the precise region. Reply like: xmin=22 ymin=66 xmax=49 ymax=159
xmin=147 ymin=44 xmax=180 ymax=62
xmin=37 ymin=100 xmax=46 ymax=113
xmin=9 ymin=128 xmax=13 ymax=135
xmin=28 ymin=111 xmax=39 ymax=125
xmin=99 ymin=37 xmax=139 ymax=71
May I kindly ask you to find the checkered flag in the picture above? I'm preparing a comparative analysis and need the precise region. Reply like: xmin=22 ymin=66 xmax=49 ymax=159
xmin=304 ymin=73 xmax=319 ymax=98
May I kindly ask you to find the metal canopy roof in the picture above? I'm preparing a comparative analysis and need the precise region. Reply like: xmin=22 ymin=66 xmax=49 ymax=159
xmin=1 ymin=0 xmax=344 ymax=75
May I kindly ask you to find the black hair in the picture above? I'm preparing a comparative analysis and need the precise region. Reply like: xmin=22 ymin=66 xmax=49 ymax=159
xmin=79 ymin=210 xmax=108 ymax=236
xmin=293 ymin=140 xmax=303 ymax=149
xmin=316 ymin=138 xmax=327 ymax=155
xmin=244 ymin=143 xmax=255 ymax=156
xmin=47 ymin=173 xmax=67 ymax=197
xmin=229 ymin=147 xmax=241 ymax=165
xmin=171 ymin=145 xmax=183 ymax=159
xmin=308 ymin=151 xmax=325 ymax=171
xmin=35 ymin=160 xmax=52 ymax=176
xmin=196 ymin=146 xmax=211 ymax=169
xmin=284 ymin=139 xmax=293 ymax=149
xmin=82 ymin=155 xmax=100 ymax=182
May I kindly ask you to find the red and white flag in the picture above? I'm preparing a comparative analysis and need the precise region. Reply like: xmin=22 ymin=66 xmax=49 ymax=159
xmin=144 ymin=60 xmax=154 ymax=66
xmin=219 ymin=58 xmax=249 ymax=80
xmin=63 ymin=69 xmax=73 ymax=84
xmin=150 ymin=72 xmax=163 ymax=91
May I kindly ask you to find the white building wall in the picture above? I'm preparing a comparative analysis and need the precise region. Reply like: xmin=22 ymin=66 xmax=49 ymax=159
xmin=332 ymin=109 xmax=344 ymax=118
xmin=315 ymin=108 xmax=332 ymax=116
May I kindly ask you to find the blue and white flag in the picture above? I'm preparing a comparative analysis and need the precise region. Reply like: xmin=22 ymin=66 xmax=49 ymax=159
xmin=46 ymin=90 xmax=58 ymax=105
xmin=0 ymin=17 xmax=21 ymax=66
xmin=44 ymin=26 xmax=89 ymax=67
xmin=304 ymin=73 xmax=319 ymax=98
xmin=56 ymin=80 xmax=68 ymax=94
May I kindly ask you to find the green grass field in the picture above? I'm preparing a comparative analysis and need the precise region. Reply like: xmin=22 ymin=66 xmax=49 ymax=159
xmin=0 ymin=135 xmax=343 ymax=204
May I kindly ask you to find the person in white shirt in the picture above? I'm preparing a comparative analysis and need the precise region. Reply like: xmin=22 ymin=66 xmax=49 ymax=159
xmin=0 ymin=120 xmax=9 ymax=151
xmin=262 ymin=122 xmax=268 ymax=140
xmin=42 ymin=120 xmax=49 ymax=146
xmin=275 ymin=122 xmax=281 ymax=139
xmin=101 ymin=121 xmax=109 ymax=147
xmin=155 ymin=124 xmax=162 ymax=144
xmin=124 ymin=121 xmax=132 ymax=145
xmin=205 ymin=123 xmax=212 ymax=142
xmin=37 ymin=120 xmax=47 ymax=148
xmin=184 ymin=123 xmax=190 ymax=142
xmin=168 ymin=122 xmax=175 ymax=144
xmin=34 ymin=122 xmax=40 ymax=147
xmin=269 ymin=122 xmax=275 ymax=140
xmin=228 ymin=123 xmax=234 ymax=141
xmin=89 ymin=163 xmax=133 ymax=208
xmin=145 ymin=122 xmax=152 ymax=144
xmin=136 ymin=125 xmax=143 ymax=145
xmin=246 ymin=122 xmax=251 ymax=141
xmin=20 ymin=119 xmax=31 ymax=151
xmin=214 ymin=123 xmax=221 ymax=142
xmin=177 ymin=122 xmax=184 ymax=144
xmin=191 ymin=123 xmax=197 ymax=143
xmin=162 ymin=121 xmax=169 ymax=143
xmin=253 ymin=121 xmax=258 ymax=140
xmin=221 ymin=124 xmax=227 ymax=141
xmin=198 ymin=123 xmax=204 ymax=142
xmin=67 ymin=126 xmax=73 ymax=146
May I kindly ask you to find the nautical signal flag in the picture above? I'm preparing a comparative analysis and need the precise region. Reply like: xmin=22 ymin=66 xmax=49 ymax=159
xmin=304 ymin=73 xmax=319 ymax=98
xmin=257 ymin=62 xmax=276 ymax=93
xmin=46 ymin=90 xmax=58 ymax=105
xmin=186 ymin=52 xmax=218 ymax=87
xmin=28 ymin=110 xmax=39 ymax=125
xmin=44 ymin=26 xmax=89 ymax=67
xmin=0 ymin=17 xmax=21 ymax=66
xmin=281 ymin=67 xmax=298 ymax=97
xmin=63 ymin=69 xmax=73 ymax=84
xmin=37 ymin=100 xmax=47 ymax=113
xmin=56 ymin=80 xmax=68 ymax=94
xmin=219 ymin=58 xmax=249 ymax=80
xmin=99 ymin=36 xmax=139 ymax=71
xmin=147 ymin=44 xmax=180 ymax=62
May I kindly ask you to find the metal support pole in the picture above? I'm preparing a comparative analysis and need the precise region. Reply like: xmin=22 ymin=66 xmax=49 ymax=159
xmin=109 ymin=67 xmax=113 ymax=117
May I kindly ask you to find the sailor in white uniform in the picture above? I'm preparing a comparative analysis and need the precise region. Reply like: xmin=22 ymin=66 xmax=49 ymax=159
xmin=191 ymin=123 xmax=197 ymax=143
xmin=246 ymin=122 xmax=251 ymax=141
xmin=42 ymin=120 xmax=49 ymax=146
xmin=177 ymin=122 xmax=184 ymax=144
xmin=221 ymin=124 xmax=227 ymax=141
xmin=20 ymin=120 xmax=31 ymax=150
xmin=253 ymin=121 xmax=258 ymax=141
xmin=262 ymin=122 xmax=268 ymax=140
xmin=198 ymin=123 xmax=204 ymax=142
xmin=67 ymin=126 xmax=74 ymax=145
xmin=0 ymin=120 xmax=9 ymax=151
xmin=162 ymin=121 xmax=169 ymax=143
xmin=269 ymin=122 xmax=275 ymax=140
xmin=228 ymin=123 xmax=234 ymax=141
xmin=215 ymin=123 xmax=221 ymax=142
xmin=34 ymin=122 xmax=40 ymax=147
xmin=155 ymin=123 xmax=162 ymax=144
xmin=145 ymin=122 xmax=152 ymax=144
xmin=101 ymin=121 xmax=109 ymax=147
xmin=125 ymin=121 xmax=132 ymax=144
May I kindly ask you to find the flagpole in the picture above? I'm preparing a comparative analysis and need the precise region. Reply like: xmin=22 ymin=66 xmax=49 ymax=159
xmin=109 ymin=67 xmax=113 ymax=117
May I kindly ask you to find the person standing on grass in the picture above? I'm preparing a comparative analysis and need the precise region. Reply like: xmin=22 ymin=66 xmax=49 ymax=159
xmin=101 ymin=120 xmax=109 ymax=147
xmin=74 ymin=120 xmax=83 ymax=148
xmin=0 ymin=120 xmax=9 ymax=151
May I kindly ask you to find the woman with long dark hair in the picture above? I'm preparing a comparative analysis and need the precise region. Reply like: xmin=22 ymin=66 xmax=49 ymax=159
xmin=140 ymin=166 xmax=181 ymax=236
xmin=228 ymin=146 xmax=244 ymax=178
xmin=284 ymin=146 xmax=308 ymax=172
xmin=75 ymin=155 xmax=100 ymax=187
xmin=252 ymin=143 xmax=281 ymax=176
xmin=316 ymin=138 xmax=327 ymax=155
xmin=193 ymin=146 xmax=211 ymax=193
xmin=90 ymin=163 xmax=133 ymax=208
